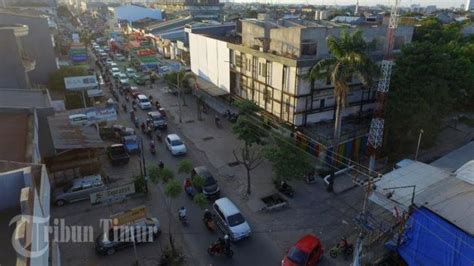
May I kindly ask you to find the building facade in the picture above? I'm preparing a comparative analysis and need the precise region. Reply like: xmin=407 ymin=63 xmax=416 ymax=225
xmin=466 ymin=0 xmax=474 ymax=11
xmin=228 ymin=19 xmax=414 ymax=126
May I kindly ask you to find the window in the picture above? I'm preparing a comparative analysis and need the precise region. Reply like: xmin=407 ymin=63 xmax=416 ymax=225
xmin=301 ymin=41 xmax=317 ymax=56
xmin=285 ymin=99 xmax=291 ymax=113
xmin=235 ymin=54 xmax=242 ymax=68
xmin=262 ymin=63 xmax=267 ymax=77
xmin=230 ymin=50 xmax=235 ymax=65
xmin=266 ymin=61 xmax=272 ymax=81
xmin=258 ymin=62 xmax=262 ymax=76
xmin=283 ymin=66 xmax=289 ymax=91
xmin=320 ymin=99 xmax=325 ymax=109
xmin=247 ymin=58 xmax=252 ymax=72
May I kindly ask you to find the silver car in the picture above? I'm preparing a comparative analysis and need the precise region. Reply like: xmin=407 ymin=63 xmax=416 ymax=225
xmin=54 ymin=175 xmax=105 ymax=206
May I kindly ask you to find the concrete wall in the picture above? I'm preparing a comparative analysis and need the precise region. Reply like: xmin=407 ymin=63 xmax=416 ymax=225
xmin=0 ymin=168 xmax=31 ymax=210
xmin=269 ymin=27 xmax=302 ymax=58
xmin=0 ymin=29 xmax=29 ymax=89
xmin=189 ymin=32 xmax=230 ymax=93
xmin=0 ymin=12 xmax=57 ymax=86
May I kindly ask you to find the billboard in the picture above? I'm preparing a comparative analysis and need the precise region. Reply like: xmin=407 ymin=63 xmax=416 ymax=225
xmin=64 ymin=75 xmax=98 ymax=91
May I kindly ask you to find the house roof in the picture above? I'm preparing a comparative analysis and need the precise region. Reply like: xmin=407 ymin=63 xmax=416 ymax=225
xmin=48 ymin=113 xmax=105 ymax=150
xmin=430 ymin=141 xmax=474 ymax=172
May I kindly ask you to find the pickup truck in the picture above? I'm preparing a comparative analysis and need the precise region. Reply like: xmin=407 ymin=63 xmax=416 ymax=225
xmin=107 ymin=144 xmax=130 ymax=165
xmin=122 ymin=135 xmax=140 ymax=154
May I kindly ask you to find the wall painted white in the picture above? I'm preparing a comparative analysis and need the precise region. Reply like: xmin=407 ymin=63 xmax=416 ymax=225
xmin=189 ymin=33 xmax=230 ymax=93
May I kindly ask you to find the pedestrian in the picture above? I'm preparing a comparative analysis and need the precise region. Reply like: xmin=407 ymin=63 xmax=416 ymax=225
xmin=158 ymin=161 xmax=164 ymax=170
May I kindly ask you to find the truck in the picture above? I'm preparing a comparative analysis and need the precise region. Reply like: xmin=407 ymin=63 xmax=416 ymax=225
xmin=95 ymin=206 xmax=160 ymax=255
xmin=107 ymin=144 xmax=130 ymax=165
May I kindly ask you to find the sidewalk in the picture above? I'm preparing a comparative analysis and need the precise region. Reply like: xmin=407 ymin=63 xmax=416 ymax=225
xmin=150 ymin=84 xmax=366 ymax=263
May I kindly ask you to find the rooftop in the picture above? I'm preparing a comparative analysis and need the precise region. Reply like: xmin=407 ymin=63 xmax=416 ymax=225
xmin=48 ymin=113 xmax=105 ymax=151
xmin=0 ymin=88 xmax=51 ymax=108
xmin=430 ymin=141 xmax=474 ymax=172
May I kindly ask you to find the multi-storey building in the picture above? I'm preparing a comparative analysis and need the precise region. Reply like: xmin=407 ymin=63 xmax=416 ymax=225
xmin=190 ymin=19 xmax=414 ymax=126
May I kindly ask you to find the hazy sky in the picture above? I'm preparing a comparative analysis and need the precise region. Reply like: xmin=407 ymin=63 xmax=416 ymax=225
xmin=233 ymin=0 xmax=464 ymax=9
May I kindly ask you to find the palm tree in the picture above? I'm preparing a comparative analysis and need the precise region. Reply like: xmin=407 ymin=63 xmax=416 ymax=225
xmin=307 ymin=30 xmax=379 ymax=179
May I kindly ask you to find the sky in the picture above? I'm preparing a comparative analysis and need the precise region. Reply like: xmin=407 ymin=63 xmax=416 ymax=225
xmin=232 ymin=0 xmax=464 ymax=9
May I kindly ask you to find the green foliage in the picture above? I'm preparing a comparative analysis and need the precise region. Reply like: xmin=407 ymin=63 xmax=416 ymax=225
xmin=385 ymin=18 xmax=474 ymax=159
xmin=192 ymin=193 xmax=208 ymax=209
xmin=149 ymin=166 xmax=175 ymax=184
xmin=48 ymin=66 xmax=88 ymax=92
xmin=133 ymin=175 xmax=146 ymax=193
xmin=57 ymin=5 xmax=72 ymax=18
xmin=163 ymin=71 xmax=195 ymax=93
xmin=232 ymin=100 xmax=267 ymax=146
xmin=177 ymin=159 xmax=193 ymax=175
xmin=191 ymin=175 xmax=205 ymax=190
xmin=264 ymin=136 xmax=313 ymax=183
xmin=65 ymin=92 xmax=89 ymax=110
xmin=164 ymin=179 xmax=182 ymax=199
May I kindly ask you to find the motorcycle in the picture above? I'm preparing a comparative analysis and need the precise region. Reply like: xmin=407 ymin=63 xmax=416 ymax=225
xmin=329 ymin=238 xmax=353 ymax=259
xmin=184 ymin=179 xmax=195 ymax=198
xmin=203 ymin=214 xmax=217 ymax=232
xmin=155 ymin=130 xmax=162 ymax=142
xmin=178 ymin=213 xmax=188 ymax=226
xmin=207 ymin=241 xmax=233 ymax=258
xmin=277 ymin=181 xmax=294 ymax=198
xmin=150 ymin=141 xmax=156 ymax=155
xmin=121 ymin=103 xmax=127 ymax=112
xmin=125 ymin=95 xmax=130 ymax=102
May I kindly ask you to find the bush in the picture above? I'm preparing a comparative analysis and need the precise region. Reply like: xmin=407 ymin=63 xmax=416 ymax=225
xmin=133 ymin=175 xmax=146 ymax=193
xmin=193 ymin=193 xmax=208 ymax=209
xmin=191 ymin=175 xmax=205 ymax=190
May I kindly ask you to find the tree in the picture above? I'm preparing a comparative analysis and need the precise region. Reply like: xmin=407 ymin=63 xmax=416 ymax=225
xmin=149 ymin=166 xmax=182 ymax=253
xmin=306 ymin=30 xmax=378 ymax=171
xmin=48 ymin=66 xmax=88 ymax=92
xmin=177 ymin=159 xmax=193 ymax=176
xmin=163 ymin=70 xmax=197 ymax=122
xmin=265 ymin=135 xmax=314 ymax=183
xmin=232 ymin=100 xmax=267 ymax=194
xmin=385 ymin=19 xmax=474 ymax=160
xmin=192 ymin=193 xmax=208 ymax=209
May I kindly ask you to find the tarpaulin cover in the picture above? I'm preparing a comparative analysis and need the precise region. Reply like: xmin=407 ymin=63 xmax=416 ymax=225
xmin=386 ymin=207 xmax=474 ymax=266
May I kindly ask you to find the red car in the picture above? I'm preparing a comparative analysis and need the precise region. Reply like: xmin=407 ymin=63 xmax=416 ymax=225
xmin=282 ymin=234 xmax=324 ymax=266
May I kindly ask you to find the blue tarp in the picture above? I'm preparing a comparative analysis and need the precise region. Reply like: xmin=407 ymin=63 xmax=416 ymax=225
xmin=386 ymin=207 xmax=474 ymax=266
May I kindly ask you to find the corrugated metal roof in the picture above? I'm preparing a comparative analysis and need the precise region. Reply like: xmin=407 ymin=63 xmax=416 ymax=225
xmin=430 ymin=141 xmax=474 ymax=172
xmin=48 ymin=114 xmax=105 ymax=150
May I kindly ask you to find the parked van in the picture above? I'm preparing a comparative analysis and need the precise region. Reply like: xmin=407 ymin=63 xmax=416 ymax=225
xmin=69 ymin=114 xmax=88 ymax=126
xmin=53 ymin=175 xmax=105 ymax=206
xmin=213 ymin=197 xmax=251 ymax=241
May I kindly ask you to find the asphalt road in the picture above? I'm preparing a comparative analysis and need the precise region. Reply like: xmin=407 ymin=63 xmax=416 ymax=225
xmin=101 ymin=67 xmax=282 ymax=265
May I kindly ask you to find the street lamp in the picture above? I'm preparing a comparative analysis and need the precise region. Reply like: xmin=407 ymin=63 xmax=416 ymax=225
xmin=138 ymin=136 xmax=148 ymax=193
xmin=414 ymin=129 xmax=424 ymax=161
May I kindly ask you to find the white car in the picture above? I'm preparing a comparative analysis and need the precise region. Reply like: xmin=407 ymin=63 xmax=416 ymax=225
xmin=118 ymin=73 xmax=129 ymax=83
xmin=126 ymin=68 xmax=136 ymax=77
xmin=136 ymin=94 xmax=151 ymax=110
xmin=110 ymin=67 xmax=120 ymax=77
xmin=165 ymin=134 xmax=187 ymax=156
xmin=105 ymin=58 xmax=113 ymax=65
xmin=108 ymin=62 xmax=118 ymax=69
xmin=213 ymin=197 xmax=251 ymax=241
xmin=115 ymin=54 xmax=126 ymax=61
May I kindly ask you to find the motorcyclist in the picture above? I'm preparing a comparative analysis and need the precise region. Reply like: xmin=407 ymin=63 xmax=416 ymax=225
xmin=183 ymin=178 xmax=193 ymax=195
xmin=223 ymin=234 xmax=231 ymax=252
xmin=338 ymin=237 xmax=349 ymax=249
xmin=178 ymin=206 xmax=187 ymax=220
xmin=280 ymin=180 xmax=290 ymax=190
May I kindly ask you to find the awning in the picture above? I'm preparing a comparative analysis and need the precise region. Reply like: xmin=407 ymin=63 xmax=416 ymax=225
xmin=195 ymin=76 xmax=229 ymax=97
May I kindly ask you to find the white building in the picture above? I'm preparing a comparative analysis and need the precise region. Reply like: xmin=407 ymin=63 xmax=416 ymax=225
xmin=466 ymin=0 xmax=474 ymax=11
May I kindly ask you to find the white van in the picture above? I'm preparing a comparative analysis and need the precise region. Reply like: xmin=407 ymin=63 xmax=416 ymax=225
xmin=137 ymin=94 xmax=151 ymax=110
xmin=213 ymin=197 xmax=251 ymax=241
xmin=69 ymin=114 xmax=88 ymax=126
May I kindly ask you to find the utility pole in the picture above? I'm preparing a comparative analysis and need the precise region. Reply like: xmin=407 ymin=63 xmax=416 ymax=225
xmin=177 ymin=71 xmax=183 ymax=123
xmin=414 ymin=129 xmax=423 ymax=161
